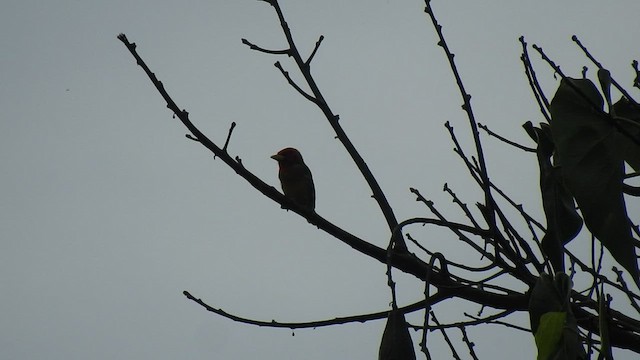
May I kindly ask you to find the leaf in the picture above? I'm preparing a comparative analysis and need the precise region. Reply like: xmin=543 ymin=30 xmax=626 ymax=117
xmin=524 ymin=121 xmax=539 ymax=141
xmin=612 ymin=97 xmax=640 ymax=172
xmin=549 ymin=78 xmax=640 ymax=285
xmin=597 ymin=69 xmax=612 ymax=111
xmin=535 ymin=312 xmax=566 ymax=360
xmin=379 ymin=309 xmax=416 ymax=360
xmin=529 ymin=273 xmax=585 ymax=360
xmin=529 ymin=273 xmax=569 ymax=333
xmin=526 ymin=122 xmax=583 ymax=272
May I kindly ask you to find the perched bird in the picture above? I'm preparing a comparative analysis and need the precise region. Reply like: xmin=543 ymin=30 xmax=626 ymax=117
xmin=271 ymin=147 xmax=315 ymax=212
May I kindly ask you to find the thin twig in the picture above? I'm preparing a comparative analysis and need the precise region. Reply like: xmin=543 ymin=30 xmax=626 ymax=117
xmin=274 ymin=61 xmax=316 ymax=103
xmin=478 ymin=122 xmax=536 ymax=152
xmin=445 ymin=122 xmax=539 ymax=282
xmin=406 ymin=233 xmax=496 ymax=273
xmin=424 ymin=0 xmax=498 ymax=247
xmin=396 ymin=215 xmax=491 ymax=239
xmin=443 ymin=183 xmax=482 ymax=229
xmin=519 ymin=36 xmax=551 ymax=122
xmin=386 ymin=239 xmax=398 ymax=309
xmin=414 ymin=309 xmax=518 ymax=331
xmin=185 ymin=134 xmax=200 ymax=142
xmin=459 ymin=326 xmax=479 ymax=360
xmin=241 ymin=38 xmax=290 ymax=55
xmin=430 ymin=311 xmax=462 ymax=360
xmin=408 ymin=189 xmax=497 ymax=262
xmin=492 ymin=198 xmax=543 ymax=274
xmin=305 ymin=35 xmax=324 ymax=66
xmin=566 ymin=251 xmax=640 ymax=302
xmin=613 ymin=267 xmax=640 ymax=314
xmin=223 ymin=122 xmax=236 ymax=151
xmin=572 ymin=35 xmax=638 ymax=105
xmin=463 ymin=312 xmax=530 ymax=332
xmin=421 ymin=253 xmax=447 ymax=358
xmin=632 ymin=60 xmax=640 ymax=90
xmin=445 ymin=122 xmax=483 ymax=186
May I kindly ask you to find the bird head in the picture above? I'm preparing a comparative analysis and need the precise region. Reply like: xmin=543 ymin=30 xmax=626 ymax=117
xmin=270 ymin=147 xmax=304 ymax=166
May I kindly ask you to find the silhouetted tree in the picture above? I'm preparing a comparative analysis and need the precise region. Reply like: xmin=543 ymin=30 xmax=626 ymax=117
xmin=119 ymin=1 xmax=640 ymax=358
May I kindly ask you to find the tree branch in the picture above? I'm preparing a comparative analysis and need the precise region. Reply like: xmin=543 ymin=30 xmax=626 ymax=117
xmin=261 ymin=0 xmax=407 ymax=250
xmin=424 ymin=0 xmax=498 ymax=246
xmin=183 ymin=290 xmax=448 ymax=329
xmin=572 ymin=35 xmax=638 ymax=105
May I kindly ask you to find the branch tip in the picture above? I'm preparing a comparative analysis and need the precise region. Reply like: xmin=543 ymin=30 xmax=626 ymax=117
xmin=186 ymin=134 xmax=199 ymax=142
xmin=223 ymin=122 xmax=237 ymax=152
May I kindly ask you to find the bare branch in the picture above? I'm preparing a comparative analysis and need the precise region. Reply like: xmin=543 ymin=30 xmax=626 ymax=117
xmin=519 ymin=36 xmax=551 ymax=122
xmin=424 ymin=1 xmax=498 ymax=244
xmin=305 ymin=35 xmax=324 ymax=66
xmin=632 ymin=60 xmax=640 ymax=90
xmin=443 ymin=183 xmax=483 ymax=229
xmin=478 ymin=122 xmax=536 ymax=152
xmin=406 ymin=233 xmax=497 ymax=274
xmin=421 ymin=253 xmax=447 ymax=358
xmin=222 ymin=121 xmax=236 ymax=152
xmin=241 ymin=38 xmax=290 ymax=55
xmin=463 ymin=311 xmax=529 ymax=332
xmin=459 ymin=326 xmax=479 ymax=360
xmin=572 ymin=35 xmax=638 ymax=105
xmin=613 ymin=266 xmax=640 ymax=314
xmin=183 ymin=290 xmax=449 ymax=329
xmin=385 ymin=239 xmax=399 ymax=310
xmin=532 ymin=43 xmax=566 ymax=78
xmin=274 ymin=61 xmax=317 ymax=103
xmin=430 ymin=311 xmax=462 ymax=360
xmin=185 ymin=134 xmax=199 ymax=142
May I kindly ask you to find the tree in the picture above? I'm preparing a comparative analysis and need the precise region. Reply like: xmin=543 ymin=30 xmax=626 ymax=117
xmin=118 ymin=0 xmax=640 ymax=358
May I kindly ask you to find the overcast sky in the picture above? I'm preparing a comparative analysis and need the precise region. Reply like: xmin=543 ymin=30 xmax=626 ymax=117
xmin=2 ymin=1 xmax=639 ymax=359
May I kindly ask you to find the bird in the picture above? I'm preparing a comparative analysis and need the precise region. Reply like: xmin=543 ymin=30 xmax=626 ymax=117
xmin=271 ymin=147 xmax=315 ymax=212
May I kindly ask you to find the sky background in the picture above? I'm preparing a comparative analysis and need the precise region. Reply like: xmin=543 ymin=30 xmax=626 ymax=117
xmin=2 ymin=0 xmax=639 ymax=359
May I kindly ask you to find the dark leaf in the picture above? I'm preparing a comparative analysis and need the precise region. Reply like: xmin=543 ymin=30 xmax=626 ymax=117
xmin=524 ymin=121 xmax=538 ymax=142
xmin=527 ymin=123 xmax=583 ymax=272
xmin=535 ymin=312 xmax=566 ymax=360
xmin=379 ymin=309 xmax=416 ymax=360
xmin=549 ymin=78 xmax=640 ymax=285
xmin=529 ymin=273 xmax=585 ymax=360
xmin=597 ymin=69 xmax=612 ymax=111
xmin=612 ymin=97 xmax=640 ymax=172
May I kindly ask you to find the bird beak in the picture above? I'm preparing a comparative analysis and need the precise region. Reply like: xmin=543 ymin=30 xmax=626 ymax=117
xmin=271 ymin=154 xmax=284 ymax=161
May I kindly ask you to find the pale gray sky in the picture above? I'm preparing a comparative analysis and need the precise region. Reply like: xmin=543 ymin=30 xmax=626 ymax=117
xmin=2 ymin=1 xmax=639 ymax=359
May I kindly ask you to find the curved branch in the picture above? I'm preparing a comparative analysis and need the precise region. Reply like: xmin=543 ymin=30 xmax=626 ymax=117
xmin=395 ymin=217 xmax=491 ymax=238
xmin=183 ymin=290 xmax=449 ymax=329
xmin=241 ymin=38 xmax=290 ymax=55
